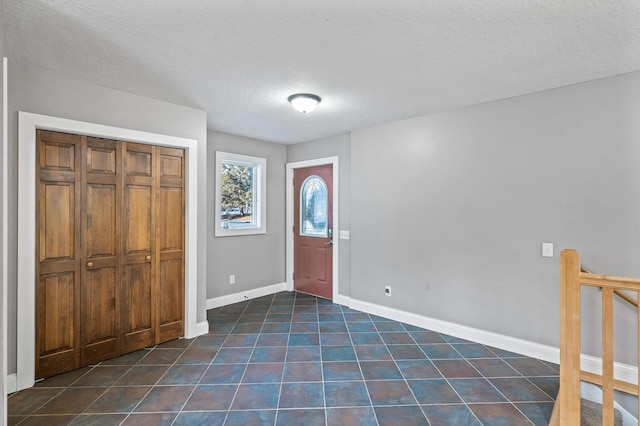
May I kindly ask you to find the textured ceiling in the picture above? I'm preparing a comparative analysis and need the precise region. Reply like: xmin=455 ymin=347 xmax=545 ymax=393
xmin=5 ymin=0 xmax=640 ymax=144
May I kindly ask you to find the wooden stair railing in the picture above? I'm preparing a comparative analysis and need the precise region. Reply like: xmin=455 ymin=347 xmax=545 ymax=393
xmin=582 ymin=265 xmax=639 ymax=309
xmin=551 ymin=249 xmax=640 ymax=425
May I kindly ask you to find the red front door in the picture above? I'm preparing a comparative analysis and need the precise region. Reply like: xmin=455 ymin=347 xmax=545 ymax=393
xmin=294 ymin=165 xmax=333 ymax=299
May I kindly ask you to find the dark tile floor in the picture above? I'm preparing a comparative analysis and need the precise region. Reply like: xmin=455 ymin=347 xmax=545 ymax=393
xmin=8 ymin=291 xmax=559 ymax=425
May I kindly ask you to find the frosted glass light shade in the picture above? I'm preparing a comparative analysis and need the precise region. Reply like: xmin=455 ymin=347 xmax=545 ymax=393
xmin=287 ymin=93 xmax=321 ymax=113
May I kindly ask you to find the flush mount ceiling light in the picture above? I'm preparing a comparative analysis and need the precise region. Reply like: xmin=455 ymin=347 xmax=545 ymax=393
xmin=287 ymin=93 xmax=321 ymax=113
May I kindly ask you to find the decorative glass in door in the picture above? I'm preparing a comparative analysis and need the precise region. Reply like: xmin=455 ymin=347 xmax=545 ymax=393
xmin=300 ymin=175 xmax=328 ymax=237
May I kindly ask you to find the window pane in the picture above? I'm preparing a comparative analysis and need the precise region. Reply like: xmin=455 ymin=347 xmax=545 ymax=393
xmin=215 ymin=151 xmax=266 ymax=237
xmin=300 ymin=175 xmax=328 ymax=237
xmin=221 ymin=161 xmax=255 ymax=229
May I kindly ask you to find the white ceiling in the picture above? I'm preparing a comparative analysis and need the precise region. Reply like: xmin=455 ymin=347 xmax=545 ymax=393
xmin=5 ymin=0 xmax=640 ymax=144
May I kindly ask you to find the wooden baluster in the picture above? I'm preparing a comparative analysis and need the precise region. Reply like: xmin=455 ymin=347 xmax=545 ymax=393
xmin=602 ymin=287 xmax=614 ymax=426
xmin=560 ymin=249 xmax=581 ymax=425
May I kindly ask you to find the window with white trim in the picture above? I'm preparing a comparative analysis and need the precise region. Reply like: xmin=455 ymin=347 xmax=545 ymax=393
xmin=215 ymin=152 xmax=266 ymax=236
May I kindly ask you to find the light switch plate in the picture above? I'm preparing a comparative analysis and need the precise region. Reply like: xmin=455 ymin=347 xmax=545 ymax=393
xmin=339 ymin=230 xmax=350 ymax=240
xmin=542 ymin=243 xmax=553 ymax=258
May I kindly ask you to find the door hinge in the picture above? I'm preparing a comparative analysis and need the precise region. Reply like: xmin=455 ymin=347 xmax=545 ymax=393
xmin=292 ymin=272 xmax=295 ymax=280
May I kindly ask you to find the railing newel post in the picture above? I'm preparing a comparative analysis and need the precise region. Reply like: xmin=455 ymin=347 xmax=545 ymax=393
xmin=560 ymin=249 xmax=581 ymax=425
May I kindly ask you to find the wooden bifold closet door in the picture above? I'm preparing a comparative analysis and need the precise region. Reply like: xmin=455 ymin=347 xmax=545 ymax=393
xmin=35 ymin=130 xmax=185 ymax=379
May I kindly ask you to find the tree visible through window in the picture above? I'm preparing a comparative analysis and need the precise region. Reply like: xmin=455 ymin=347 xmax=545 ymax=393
xmin=215 ymin=151 xmax=266 ymax=236
xmin=221 ymin=162 xmax=254 ymax=227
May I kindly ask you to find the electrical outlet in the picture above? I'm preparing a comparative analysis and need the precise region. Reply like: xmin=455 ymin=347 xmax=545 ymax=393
xmin=229 ymin=274 xmax=235 ymax=284
xmin=339 ymin=230 xmax=350 ymax=240
xmin=385 ymin=286 xmax=392 ymax=296
xmin=542 ymin=243 xmax=553 ymax=258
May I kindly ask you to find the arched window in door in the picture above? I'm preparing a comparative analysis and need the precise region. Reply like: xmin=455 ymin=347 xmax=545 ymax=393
xmin=300 ymin=175 xmax=328 ymax=237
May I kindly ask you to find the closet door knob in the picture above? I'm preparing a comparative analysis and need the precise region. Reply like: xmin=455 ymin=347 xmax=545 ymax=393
xmin=145 ymin=255 xmax=151 ymax=261
xmin=86 ymin=261 xmax=93 ymax=267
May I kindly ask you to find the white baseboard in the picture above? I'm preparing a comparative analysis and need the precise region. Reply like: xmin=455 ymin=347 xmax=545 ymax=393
xmin=333 ymin=294 xmax=351 ymax=307
xmin=206 ymin=285 xmax=350 ymax=310
xmin=206 ymin=282 xmax=287 ymax=310
xmin=580 ymin=353 xmax=638 ymax=385
xmin=349 ymin=298 xmax=560 ymax=362
xmin=6 ymin=373 xmax=16 ymax=394
xmin=348 ymin=297 xmax=638 ymax=385
xmin=195 ymin=321 xmax=209 ymax=337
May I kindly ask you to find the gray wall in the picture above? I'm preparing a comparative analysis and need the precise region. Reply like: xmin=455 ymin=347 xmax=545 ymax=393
xmin=207 ymin=131 xmax=286 ymax=299
xmin=6 ymin=63 xmax=209 ymax=374
xmin=351 ymin=71 xmax=640 ymax=364
xmin=287 ymin=133 xmax=352 ymax=297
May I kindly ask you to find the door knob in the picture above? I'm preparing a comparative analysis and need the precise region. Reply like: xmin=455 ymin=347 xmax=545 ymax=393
xmin=86 ymin=261 xmax=93 ymax=267
xmin=325 ymin=240 xmax=333 ymax=246
xmin=145 ymin=255 xmax=151 ymax=261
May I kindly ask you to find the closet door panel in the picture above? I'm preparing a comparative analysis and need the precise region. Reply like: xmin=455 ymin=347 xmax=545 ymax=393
xmin=158 ymin=259 xmax=183 ymax=338
xmin=122 ymin=184 xmax=154 ymax=351
xmin=87 ymin=144 xmax=116 ymax=175
xmin=157 ymin=148 xmax=185 ymax=342
xmin=40 ymin=183 xmax=76 ymax=262
xmin=125 ymin=186 xmax=152 ymax=253
xmin=81 ymin=267 xmax=118 ymax=364
xmin=159 ymin=187 xmax=182 ymax=251
xmin=36 ymin=272 xmax=78 ymax=377
xmin=36 ymin=130 xmax=82 ymax=379
xmin=81 ymin=138 xmax=121 ymax=365
xmin=85 ymin=184 xmax=117 ymax=258
xmin=122 ymin=262 xmax=152 ymax=345
xmin=39 ymin=273 xmax=75 ymax=353
xmin=121 ymin=143 xmax=156 ymax=352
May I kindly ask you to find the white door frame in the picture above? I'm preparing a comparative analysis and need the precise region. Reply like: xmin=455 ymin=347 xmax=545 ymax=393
xmin=286 ymin=157 xmax=340 ymax=301
xmin=3 ymin=57 xmax=9 ymax=410
xmin=16 ymin=112 xmax=200 ymax=391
